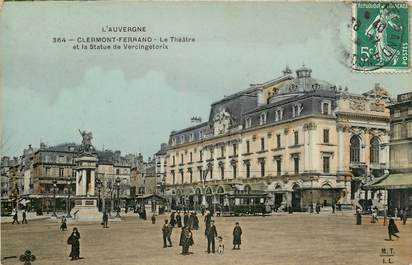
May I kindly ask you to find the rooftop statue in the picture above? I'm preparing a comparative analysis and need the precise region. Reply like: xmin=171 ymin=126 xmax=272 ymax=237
xmin=78 ymin=129 xmax=95 ymax=154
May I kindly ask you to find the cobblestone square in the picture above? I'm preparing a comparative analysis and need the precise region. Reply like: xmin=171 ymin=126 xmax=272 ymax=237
xmin=2 ymin=213 xmax=411 ymax=265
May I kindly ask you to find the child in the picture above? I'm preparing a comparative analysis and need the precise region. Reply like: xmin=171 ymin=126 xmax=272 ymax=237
xmin=217 ymin=236 xmax=224 ymax=254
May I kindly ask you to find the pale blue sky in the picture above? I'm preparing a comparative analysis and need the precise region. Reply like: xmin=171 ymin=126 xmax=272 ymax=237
xmin=1 ymin=2 xmax=411 ymax=157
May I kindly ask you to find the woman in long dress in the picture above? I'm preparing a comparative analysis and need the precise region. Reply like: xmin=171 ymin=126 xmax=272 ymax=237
xmin=68 ymin=227 xmax=81 ymax=260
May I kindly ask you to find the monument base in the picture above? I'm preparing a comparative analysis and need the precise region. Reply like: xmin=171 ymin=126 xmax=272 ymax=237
xmin=71 ymin=197 xmax=101 ymax=222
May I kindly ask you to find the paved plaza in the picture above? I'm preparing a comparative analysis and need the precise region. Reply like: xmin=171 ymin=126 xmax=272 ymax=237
xmin=1 ymin=213 xmax=412 ymax=265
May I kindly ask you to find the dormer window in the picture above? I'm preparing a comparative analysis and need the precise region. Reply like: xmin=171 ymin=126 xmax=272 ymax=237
xmin=275 ymin=108 xmax=283 ymax=122
xmin=180 ymin=135 xmax=185 ymax=143
xmin=172 ymin=138 xmax=176 ymax=146
xmin=190 ymin=133 xmax=194 ymax=142
xmin=292 ymin=104 xmax=303 ymax=118
xmin=321 ymin=100 xmax=331 ymax=115
xmin=259 ymin=112 xmax=267 ymax=125
xmin=199 ymin=131 xmax=203 ymax=139
xmin=245 ymin=117 xmax=252 ymax=129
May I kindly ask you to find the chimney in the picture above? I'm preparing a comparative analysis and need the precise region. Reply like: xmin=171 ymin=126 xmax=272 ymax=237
xmin=190 ymin=116 xmax=202 ymax=126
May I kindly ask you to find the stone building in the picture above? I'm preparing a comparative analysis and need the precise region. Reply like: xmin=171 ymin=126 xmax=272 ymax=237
xmin=163 ymin=65 xmax=391 ymax=211
xmin=370 ymin=92 xmax=412 ymax=212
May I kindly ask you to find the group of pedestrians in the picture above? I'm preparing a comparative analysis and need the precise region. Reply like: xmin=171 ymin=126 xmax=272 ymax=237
xmin=163 ymin=210 xmax=243 ymax=255
xmin=11 ymin=209 xmax=28 ymax=224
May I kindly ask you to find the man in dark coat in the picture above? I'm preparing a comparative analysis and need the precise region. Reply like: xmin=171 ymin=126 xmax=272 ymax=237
xmin=12 ymin=210 xmax=19 ymax=224
xmin=22 ymin=210 xmax=28 ymax=224
xmin=68 ymin=227 xmax=81 ymax=260
xmin=183 ymin=211 xmax=189 ymax=227
xmin=356 ymin=207 xmax=362 ymax=225
xmin=204 ymin=212 xmax=211 ymax=228
xmin=179 ymin=225 xmax=193 ymax=255
xmin=232 ymin=222 xmax=242 ymax=250
xmin=205 ymin=220 xmax=218 ymax=254
xmin=102 ymin=211 xmax=109 ymax=228
xmin=170 ymin=212 xmax=176 ymax=227
xmin=176 ymin=212 xmax=182 ymax=228
xmin=388 ymin=218 xmax=399 ymax=240
xmin=162 ymin=220 xmax=172 ymax=248
xmin=193 ymin=213 xmax=199 ymax=230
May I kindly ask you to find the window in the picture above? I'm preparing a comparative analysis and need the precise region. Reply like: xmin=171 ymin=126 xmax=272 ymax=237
xmin=233 ymin=143 xmax=237 ymax=156
xmin=172 ymin=171 xmax=175 ymax=184
xmin=275 ymin=108 xmax=283 ymax=121
xmin=260 ymin=161 xmax=265 ymax=177
xmin=260 ymin=112 xmax=267 ymax=125
xmin=246 ymin=163 xmax=250 ymax=178
xmin=294 ymin=131 xmax=299 ymax=145
xmin=276 ymin=159 xmax=282 ymax=176
xmin=180 ymin=170 xmax=184 ymax=183
xmin=394 ymin=110 xmax=401 ymax=118
xmin=408 ymin=122 xmax=412 ymax=138
xmin=199 ymin=131 xmax=203 ymax=139
xmin=321 ymin=101 xmax=331 ymax=115
xmin=172 ymin=156 xmax=175 ymax=165
xmin=233 ymin=165 xmax=237 ymax=179
xmin=172 ymin=138 xmax=176 ymax=146
xmin=200 ymin=150 xmax=203 ymax=161
xmin=294 ymin=157 xmax=299 ymax=174
xmin=190 ymin=152 xmax=193 ymax=162
xmin=181 ymin=135 xmax=185 ymax=143
xmin=246 ymin=140 xmax=250 ymax=153
xmin=220 ymin=146 xmax=225 ymax=158
xmin=209 ymin=149 xmax=214 ymax=159
xmin=245 ymin=118 xmax=252 ymax=129
xmin=59 ymin=168 xmax=64 ymax=177
xmin=45 ymin=167 xmax=50 ymax=176
xmin=350 ymin=135 xmax=360 ymax=163
xmin=189 ymin=170 xmax=193 ymax=183
xmin=276 ymin=134 xmax=281 ymax=148
xmin=209 ymin=167 xmax=213 ymax=179
xmin=292 ymin=104 xmax=303 ymax=117
xmin=392 ymin=124 xmax=402 ymax=140
xmin=323 ymin=129 xmax=329 ymax=144
xmin=370 ymin=137 xmax=380 ymax=164
xmin=220 ymin=166 xmax=224 ymax=180
xmin=116 ymin=168 xmax=120 ymax=175
xmin=190 ymin=133 xmax=194 ymax=142
xmin=323 ymin=156 xmax=330 ymax=174
xmin=260 ymin=138 xmax=265 ymax=151
xmin=180 ymin=154 xmax=184 ymax=164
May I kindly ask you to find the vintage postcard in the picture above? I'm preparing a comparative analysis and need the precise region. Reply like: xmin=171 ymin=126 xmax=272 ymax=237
xmin=0 ymin=1 xmax=411 ymax=265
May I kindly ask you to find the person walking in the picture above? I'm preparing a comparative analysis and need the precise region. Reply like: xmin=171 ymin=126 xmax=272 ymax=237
xmin=151 ymin=214 xmax=156 ymax=224
xmin=67 ymin=227 xmax=81 ymax=260
xmin=205 ymin=220 xmax=218 ymax=254
xmin=176 ymin=212 xmax=182 ymax=228
xmin=356 ymin=207 xmax=362 ymax=225
xmin=401 ymin=208 xmax=408 ymax=225
xmin=170 ymin=211 xmax=176 ymax=227
xmin=388 ymin=218 xmax=399 ymax=241
xmin=232 ymin=222 xmax=242 ymax=250
xmin=60 ymin=217 xmax=67 ymax=231
xmin=315 ymin=203 xmax=321 ymax=214
xmin=12 ymin=209 xmax=19 ymax=224
xmin=192 ymin=212 xmax=199 ymax=230
xmin=22 ymin=210 xmax=28 ymax=224
xmin=102 ymin=211 xmax=109 ymax=228
xmin=332 ymin=203 xmax=336 ymax=214
xmin=179 ymin=225 xmax=194 ymax=255
xmin=204 ymin=211 xmax=212 ymax=228
xmin=371 ymin=207 xmax=379 ymax=224
xmin=183 ymin=211 xmax=189 ymax=227
xmin=162 ymin=220 xmax=172 ymax=248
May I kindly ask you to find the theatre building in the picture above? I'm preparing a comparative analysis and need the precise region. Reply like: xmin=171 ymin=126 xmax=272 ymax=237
xmin=163 ymin=66 xmax=391 ymax=211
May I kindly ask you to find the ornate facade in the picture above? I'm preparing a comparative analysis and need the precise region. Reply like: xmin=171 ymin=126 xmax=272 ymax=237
xmin=163 ymin=66 xmax=391 ymax=211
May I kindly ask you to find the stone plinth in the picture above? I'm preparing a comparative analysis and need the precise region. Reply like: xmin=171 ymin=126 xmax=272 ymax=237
xmin=71 ymin=197 xmax=101 ymax=222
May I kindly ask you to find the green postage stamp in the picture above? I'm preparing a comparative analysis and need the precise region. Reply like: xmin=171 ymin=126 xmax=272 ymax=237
xmin=352 ymin=2 xmax=410 ymax=72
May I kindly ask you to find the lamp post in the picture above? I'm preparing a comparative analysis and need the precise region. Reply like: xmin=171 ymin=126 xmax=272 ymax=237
xmin=96 ymin=178 xmax=103 ymax=212
xmin=66 ymin=179 xmax=72 ymax=218
xmin=52 ymin=179 xmax=58 ymax=217
xmin=115 ymin=177 xmax=121 ymax=218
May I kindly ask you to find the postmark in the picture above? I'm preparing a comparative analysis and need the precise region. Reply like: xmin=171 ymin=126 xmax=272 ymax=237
xmin=352 ymin=2 xmax=410 ymax=72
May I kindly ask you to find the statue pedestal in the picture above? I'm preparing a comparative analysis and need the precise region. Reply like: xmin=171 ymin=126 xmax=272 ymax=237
xmin=71 ymin=197 xmax=101 ymax=222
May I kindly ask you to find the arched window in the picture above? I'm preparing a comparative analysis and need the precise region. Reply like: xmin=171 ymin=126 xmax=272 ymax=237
xmin=370 ymin=137 xmax=380 ymax=164
xmin=350 ymin=135 xmax=361 ymax=163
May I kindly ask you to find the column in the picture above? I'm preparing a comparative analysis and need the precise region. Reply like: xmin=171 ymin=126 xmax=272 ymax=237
xmin=76 ymin=170 xmax=80 ymax=196
xmin=90 ymin=170 xmax=95 ymax=196
xmin=337 ymin=125 xmax=344 ymax=173
xmin=83 ymin=169 xmax=87 ymax=196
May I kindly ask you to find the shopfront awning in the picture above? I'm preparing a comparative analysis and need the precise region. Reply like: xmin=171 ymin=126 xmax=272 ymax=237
xmin=370 ymin=173 xmax=412 ymax=189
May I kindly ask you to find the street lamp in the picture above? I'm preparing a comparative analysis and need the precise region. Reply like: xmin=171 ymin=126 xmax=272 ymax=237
xmin=115 ymin=177 xmax=121 ymax=218
xmin=96 ymin=178 xmax=103 ymax=212
xmin=66 ymin=178 xmax=72 ymax=218
xmin=52 ymin=179 xmax=58 ymax=217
